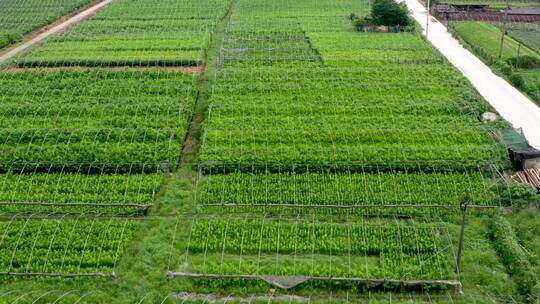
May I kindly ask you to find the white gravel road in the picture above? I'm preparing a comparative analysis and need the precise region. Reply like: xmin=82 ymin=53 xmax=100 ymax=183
xmin=403 ymin=0 xmax=540 ymax=149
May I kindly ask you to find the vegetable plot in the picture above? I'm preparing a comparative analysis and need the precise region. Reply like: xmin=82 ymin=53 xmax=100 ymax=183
xmin=0 ymin=70 xmax=196 ymax=171
xmin=173 ymin=216 xmax=456 ymax=282
xmin=0 ymin=68 xmax=196 ymax=213
xmin=200 ymin=25 xmax=509 ymax=172
xmin=0 ymin=164 xmax=163 ymax=214
xmin=15 ymin=0 xmax=232 ymax=67
xmin=0 ymin=218 xmax=135 ymax=275
xmin=197 ymin=170 xmax=504 ymax=210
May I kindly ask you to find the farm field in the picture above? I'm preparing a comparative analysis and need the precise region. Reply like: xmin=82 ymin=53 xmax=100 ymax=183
xmin=508 ymin=23 xmax=540 ymax=53
xmin=450 ymin=22 xmax=540 ymax=104
xmin=0 ymin=0 xmax=95 ymax=49
xmin=0 ymin=70 xmax=196 ymax=215
xmin=0 ymin=217 xmax=135 ymax=275
xmin=15 ymin=0 xmax=230 ymax=67
xmin=0 ymin=0 xmax=539 ymax=303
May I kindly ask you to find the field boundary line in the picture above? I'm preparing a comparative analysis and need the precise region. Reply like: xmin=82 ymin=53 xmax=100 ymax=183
xmin=0 ymin=201 xmax=152 ymax=209
xmin=0 ymin=0 xmax=113 ymax=64
xmin=203 ymin=203 xmax=499 ymax=209
xmin=0 ymin=271 xmax=116 ymax=280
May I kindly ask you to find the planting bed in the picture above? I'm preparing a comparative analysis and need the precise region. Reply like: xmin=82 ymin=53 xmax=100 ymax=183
xmin=0 ymin=217 xmax=135 ymax=276
xmin=171 ymin=216 xmax=456 ymax=284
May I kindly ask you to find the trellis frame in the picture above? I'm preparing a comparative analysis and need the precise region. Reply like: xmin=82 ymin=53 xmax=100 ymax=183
xmin=166 ymin=213 xmax=463 ymax=292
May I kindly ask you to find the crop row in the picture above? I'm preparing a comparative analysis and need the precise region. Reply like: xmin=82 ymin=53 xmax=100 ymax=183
xmin=507 ymin=23 xmax=540 ymax=54
xmin=181 ymin=251 xmax=452 ymax=282
xmin=188 ymin=218 xmax=446 ymax=255
xmin=197 ymin=171 xmax=505 ymax=208
xmin=0 ymin=128 xmax=179 ymax=172
xmin=216 ymin=64 xmax=468 ymax=82
xmin=200 ymin=144 xmax=506 ymax=173
xmin=0 ymin=170 xmax=163 ymax=214
xmin=0 ymin=218 xmax=135 ymax=274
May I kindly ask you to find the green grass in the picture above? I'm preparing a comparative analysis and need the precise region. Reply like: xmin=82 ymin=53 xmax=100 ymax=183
xmin=507 ymin=209 xmax=540 ymax=280
xmin=507 ymin=24 xmax=540 ymax=54
xmin=451 ymin=22 xmax=539 ymax=63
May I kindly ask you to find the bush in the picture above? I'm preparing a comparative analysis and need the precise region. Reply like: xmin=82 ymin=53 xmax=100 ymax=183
xmin=510 ymin=73 xmax=525 ymax=89
xmin=0 ymin=33 xmax=20 ymax=49
xmin=507 ymin=55 xmax=540 ymax=69
xmin=500 ymin=182 xmax=537 ymax=207
xmin=352 ymin=16 xmax=373 ymax=31
xmin=371 ymin=0 xmax=412 ymax=27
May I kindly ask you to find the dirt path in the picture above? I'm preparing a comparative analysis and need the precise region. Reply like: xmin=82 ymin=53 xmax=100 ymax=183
xmin=403 ymin=0 xmax=540 ymax=149
xmin=0 ymin=0 xmax=112 ymax=64
xmin=178 ymin=0 xmax=238 ymax=166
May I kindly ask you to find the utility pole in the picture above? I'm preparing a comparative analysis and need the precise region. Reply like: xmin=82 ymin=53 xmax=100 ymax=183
xmin=498 ymin=0 xmax=510 ymax=59
xmin=426 ymin=0 xmax=431 ymax=37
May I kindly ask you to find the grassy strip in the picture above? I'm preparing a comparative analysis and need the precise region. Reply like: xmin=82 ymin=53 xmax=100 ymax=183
xmin=110 ymin=1 xmax=239 ymax=302
xmin=490 ymin=215 xmax=538 ymax=301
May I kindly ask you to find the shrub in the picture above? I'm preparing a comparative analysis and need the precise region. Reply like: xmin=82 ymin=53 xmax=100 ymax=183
xmin=510 ymin=73 xmax=525 ymax=89
xmin=500 ymin=182 xmax=537 ymax=207
xmin=0 ymin=33 xmax=21 ymax=48
xmin=507 ymin=55 xmax=540 ymax=69
xmin=352 ymin=16 xmax=373 ymax=31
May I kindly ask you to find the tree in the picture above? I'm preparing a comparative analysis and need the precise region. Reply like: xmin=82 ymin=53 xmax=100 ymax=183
xmin=371 ymin=0 xmax=412 ymax=27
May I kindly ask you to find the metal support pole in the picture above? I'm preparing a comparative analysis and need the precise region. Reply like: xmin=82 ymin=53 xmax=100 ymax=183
xmin=456 ymin=202 xmax=468 ymax=277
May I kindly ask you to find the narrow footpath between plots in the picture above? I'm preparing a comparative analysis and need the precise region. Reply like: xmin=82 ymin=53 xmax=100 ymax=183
xmin=0 ymin=0 xmax=113 ymax=63
xmin=402 ymin=0 xmax=540 ymax=149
